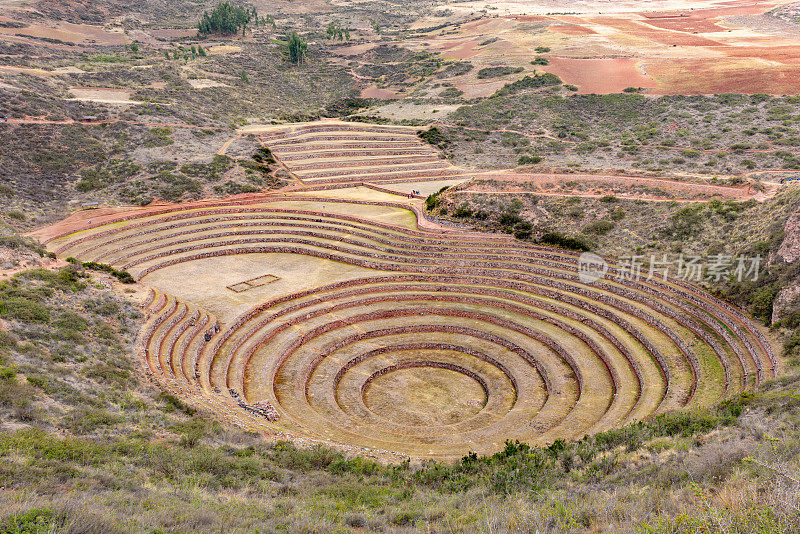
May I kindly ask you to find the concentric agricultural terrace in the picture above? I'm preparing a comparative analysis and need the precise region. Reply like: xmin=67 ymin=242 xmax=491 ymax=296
xmin=36 ymin=122 xmax=777 ymax=460
xmin=258 ymin=120 xmax=471 ymax=189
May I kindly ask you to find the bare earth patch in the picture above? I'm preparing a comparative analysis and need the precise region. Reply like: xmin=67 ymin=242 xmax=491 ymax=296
xmin=69 ymin=86 xmax=137 ymax=105
xmin=187 ymin=78 xmax=229 ymax=89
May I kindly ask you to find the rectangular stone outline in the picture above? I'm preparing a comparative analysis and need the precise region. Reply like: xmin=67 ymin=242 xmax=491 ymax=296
xmin=227 ymin=274 xmax=280 ymax=293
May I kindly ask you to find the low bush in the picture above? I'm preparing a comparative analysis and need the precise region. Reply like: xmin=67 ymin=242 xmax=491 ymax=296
xmin=518 ymin=155 xmax=542 ymax=165
xmin=418 ymin=127 xmax=450 ymax=150
xmin=583 ymin=219 xmax=615 ymax=235
xmin=539 ymin=232 xmax=591 ymax=251
xmin=80 ymin=262 xmax=135 ymax=284
xmin=143 ymin=127 xmax=174 ymax=148
xmin=424 ymin=186 xmax=449 ymax=211
xmin=476 ymin=66 xmax=523 ymax=79
xmin=494 ymin=73 xmax=562 ymax=96
xmin=0 ymin=508 xmax=61 ymax=533
xmin=180 ymin=155 xmax=234 ymax=181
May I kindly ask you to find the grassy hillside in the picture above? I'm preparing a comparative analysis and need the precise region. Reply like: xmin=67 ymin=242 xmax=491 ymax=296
xmin=441 ymin=92 xmax=800 ymax=178
xmin=0 ymin=235 xmax=797 ymax=532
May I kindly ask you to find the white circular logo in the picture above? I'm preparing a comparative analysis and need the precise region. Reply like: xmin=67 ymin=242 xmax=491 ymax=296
xmin=578 ymin=252 xmax=608 ymax=283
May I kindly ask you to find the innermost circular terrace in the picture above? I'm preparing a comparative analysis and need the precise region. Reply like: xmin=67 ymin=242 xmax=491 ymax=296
xmin=363 ymin=363 xmax=488 ymax=427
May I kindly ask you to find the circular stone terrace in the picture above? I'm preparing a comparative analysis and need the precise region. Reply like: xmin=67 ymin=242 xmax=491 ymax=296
xmin=31 ymin=122 xmax=778 ymax=461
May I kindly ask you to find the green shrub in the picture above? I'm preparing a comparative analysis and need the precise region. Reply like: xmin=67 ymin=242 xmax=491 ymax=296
xmin=155 ymin=172 xmax=201 ymax=201
xmin=158 ymin=392 xmax=196 ymax=415
xmin=424 ymin=186 xmax=450 ymax=212
xmin=251 ymin=147 xmax=276 ymax=165
xmin=452 ymin=203 xmax=473 ymax=218
xmin=63 ymin=408 xmax=122 ymax=434
xmin=583 ymin=219 xmax=615 ymax=235
xmin=180 ymin=155 xmax=234 ymax=181
xmin=86 ymin=364 xmax=132 ymax=389
xmin=513 ymin=222 xmax=533 ymax=240
xmin=53 ymin=311 xmax=88 ymax=332
xmin=0 ymin=372 xmax=35 ymax=410
xmin=26 ymin=376 xmax=46 ymax=389
xmin=439 ymin=87 xmax=463 ymax=99
xmin=76 ymin=166 xmax=112 ymax=192
xmin=144 ymin=127 xmax=174 ymax=148
xmin=17 ymin=268 xmax=86 ymax=292
xmin=476 ymin=66 xmax=524 ymax=79
xmin=494 ymin=73 xmax=562 ymax=96
xmin=0 ymin=297 xmax=50 ymax=323
xmin=750 ymin=285 xmax=778 ymax=324
xmin=213 ymin=181 xmax=260 ymax=196
xmin=80 ymin=262 xmax=135 ymax=284
xmin=418 ymin=127 xmax=450 ymax=149
xmin=518 ymin=155 xmax=542 ymax=165
xmin=83 ymin=298 xmax=120 ymax=316
xmin=0 ymin=508 xmax=60 ymax=533
xmin=665 ymin=204 xmax=704 ymax=238
xmin=539 ymin=232 xmax=591 ymax=251
xmin=741 ymin=159 xmax=756 ymax=169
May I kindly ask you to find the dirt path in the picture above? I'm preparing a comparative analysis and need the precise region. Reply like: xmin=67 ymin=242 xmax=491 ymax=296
xmin=217 ymin=134 xmax=242 ymax=156
xmin=469 ymin=170 xmax=777 ymax=199
xmin=456 ymin=189 xmax=738 ymax=203
xmin=0 ymin=255 xmax=67 ymax=279
xmin=3 ymin=117 xmax=212 ymax=130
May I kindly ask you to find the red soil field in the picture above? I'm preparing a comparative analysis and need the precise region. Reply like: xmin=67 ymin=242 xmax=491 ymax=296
xmin=543 ymin=57 xmax=658 ymax=94
xmin=0 ymin=19 xmax=129 ymax=46
xmin=360 ymin=86 xmax=403 ymax=99
xmin=591 ymin=17 xmax=724 ymax=47
xmin=435 ymin=38 xmax=482 ymax=60
xmin=549 ymin=24 xmax=597 ymax=35
xmin=647 ymin=58 xmax=800 ymax=94
xmin=509 ymin=15 xmax=549 ymax=22
xmin=712 ymin=45 xmax=800 ymax=63
xmin=150 ymin=29 xmax=196 ymax=39
xmin=684 ymin=1 xmax=787 ymax=19
xmin=641 ymin=16 xmax=728 ymax=34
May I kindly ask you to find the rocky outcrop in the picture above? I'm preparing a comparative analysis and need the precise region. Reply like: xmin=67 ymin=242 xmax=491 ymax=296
xmin=771 ymin=208 xmax=800 ymax=324
xmin=773 ymin=283 xmax=800 ymax=324
xmin=777 ymin=209 xmax=800 ymax=264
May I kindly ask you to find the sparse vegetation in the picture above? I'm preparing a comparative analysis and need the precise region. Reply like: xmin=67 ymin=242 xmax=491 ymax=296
xmin=476 ymin=66 xmax=524 ymax=79
xmin=198 ymin=2 xmax=255 ymax=36
xmin=1 ymin=0 xmax=800 ymax=532
xmin=286 ymin=30 xmax=308 ymax=65
xmin=418 ymin=127 xmax=450 ymax=150
xmin=518 ymin=155 xmax=542 ymax=165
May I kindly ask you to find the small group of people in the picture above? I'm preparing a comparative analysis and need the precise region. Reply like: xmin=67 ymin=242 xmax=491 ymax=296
xmin=411 ymin=190 xmax=421 ymax=196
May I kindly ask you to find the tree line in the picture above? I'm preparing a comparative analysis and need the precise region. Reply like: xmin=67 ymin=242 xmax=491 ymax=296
xmin=196 ymin=2 xmax=308 ymax=65
xmin=198 ymin=2 xmax=255 ymax=36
